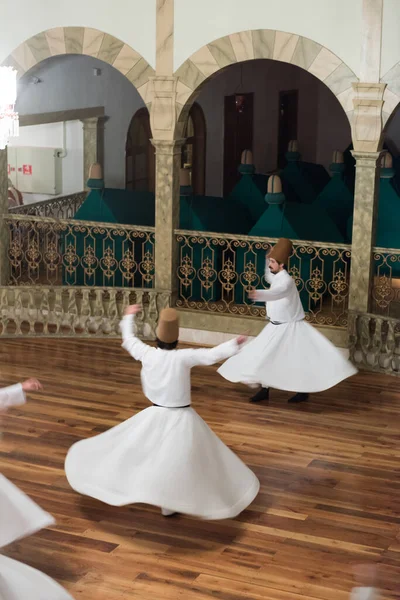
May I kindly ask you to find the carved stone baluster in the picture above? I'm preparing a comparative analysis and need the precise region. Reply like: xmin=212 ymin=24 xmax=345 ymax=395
xmin=147 ymin=291 xmax=159 ymax=339
xmin=391 ymin=324 xmax=400 ymax=373
xmin=366 ymin=317 xmax=379 ymax=367
xmin=27 ymin=289 xmax=39 ymax=335
xmin=13 ymin=289 xmax=23 ymax=335
xmin=357 ymin=314 xmax=369 ymax=365
xmin=134 ymin=291 xmax=145 ymax=338
xmin=18 ymin=289 xmax=30 ymax=334
xmin=377 ymin=318 xmax=391 ymax=370
xmin=119 ymin=290 xmax=130 ymax=321
xmin=41 ymin=288 xmax=50 ymax=335
xmin=0 ymin=288 xmax=13 ymax=336
xmin=105 ymin=289 xmax=118 ymax=335
xmin=79 ymin=289 xmax=91 ymax=334
xmin=51 ymin=289 xmax=63 ymax=334
xmin=386 ymin=320 xmax=396 ymax=371
xmin=88 ymin=289 xmax=104 ymax=335
xmin=64 ymin=288 xmax=78 ymax=334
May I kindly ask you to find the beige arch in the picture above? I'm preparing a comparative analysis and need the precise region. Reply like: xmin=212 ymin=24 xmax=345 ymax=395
xmin=174 ymin=29 xmax=357 ymax=133
xmin=381 ymin=63 xmax=400 ymax=128
xmin=1 ymin=27 xmax=155 ymax=106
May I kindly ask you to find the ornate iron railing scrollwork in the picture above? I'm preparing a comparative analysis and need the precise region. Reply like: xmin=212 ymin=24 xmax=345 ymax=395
xmin=6 ymin=214 xmax=155 ymax=288
xmin=372 ymin=246 xmax=400 ymax=318
xmin=175 ymin=229 xmax=351 ymax=327
xmin=9 ymin=191 xmax=87 ymax=219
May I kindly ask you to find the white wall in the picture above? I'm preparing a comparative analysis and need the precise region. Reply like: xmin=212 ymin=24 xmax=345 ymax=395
xmin=196 ymin=60 xmax=351 ymax=197
xmin=174 ymin=0 xmax=363 ymax=76
xmin=15 ymin=54 xmax=145 ymax=191
xmin=0 ymin=0 xmax=156 ymax=67
xmin=381 ymin=0 xmax=400 ymax=77
xmin=9 ymin=121 xmax=83 ymax=204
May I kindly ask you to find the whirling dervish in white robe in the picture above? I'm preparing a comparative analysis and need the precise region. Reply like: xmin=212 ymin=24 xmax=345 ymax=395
xmin=218 ymin=238 xmax=357 ymax=403
xmin=0 ymin=382 xmax=74 ymax=600
xmin=65 ymin=305 xmax=260 ymax=520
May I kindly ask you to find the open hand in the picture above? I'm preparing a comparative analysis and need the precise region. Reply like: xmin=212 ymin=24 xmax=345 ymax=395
xmin=124 ymin=304 xmax=141 ymax=316
xmin=22 ymin=378 xmax=42 ymax=392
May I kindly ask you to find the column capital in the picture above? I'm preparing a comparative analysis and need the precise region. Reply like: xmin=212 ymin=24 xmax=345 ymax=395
xmin=151 ymin=138 xmax=186 ymax=154
xmin=351 ymin=82 xmax=386 ymax=153
xmin=149 ymin=76 xmax=179 ymax=142
xmin=80 ymin=117 xmax=99 ymax=129
xmin=351 ymin=149 xmax=385 ymax=166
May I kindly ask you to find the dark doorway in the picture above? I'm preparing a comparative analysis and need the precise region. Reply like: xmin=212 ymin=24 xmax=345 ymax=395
xmin=182 ymin=103 xmax=207 ymax=195
xmin=125 ymin=107 xmax=155 ymax=192
xmin=223 ymin=92 xmax=254 ymax=196
xmin=277 ymin=90 xmax=298 ymax=169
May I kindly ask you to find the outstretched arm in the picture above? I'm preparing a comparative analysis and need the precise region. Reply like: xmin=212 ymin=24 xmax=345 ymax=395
xmin=181 ymin=336 xmax=247 ymax=368
xmin=0 ymin=379 xmax=42 ymax=411
xmin=249 ymin=277 xmax=291 ymax=302
xmin=120 ymin=306 xmax=152 ymax=362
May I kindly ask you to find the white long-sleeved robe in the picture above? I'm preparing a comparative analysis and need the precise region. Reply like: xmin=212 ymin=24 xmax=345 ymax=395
xmin=0 ymin=384 xmax=74 ymax=599
xmin=350 ymin=588 xmax=379 ymax=600
xmin=218 ymin=265 xmax=357 ymax=392
xmin=0 ymin=384 xmax=26 ymax=411
xmin=0 ymin=383 xmax=54 ymax=549
xmin=121 ymin=314 xmax=241 ymax=407
xmin=65 ymin=315 xmax=260 ymax=519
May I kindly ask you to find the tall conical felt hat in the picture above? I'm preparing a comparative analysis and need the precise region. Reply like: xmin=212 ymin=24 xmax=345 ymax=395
xmin=268 ymin=238 xmax=293 ymax=265
xmin=156 ymin=308 xmax=179 ymax=343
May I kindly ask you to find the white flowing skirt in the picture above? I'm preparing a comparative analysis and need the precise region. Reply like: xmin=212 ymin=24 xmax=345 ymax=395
xmin=0 ymin=555 xmax=74 ymax=600
xmin=65 ymin=406 xmax=260 ymax=520
xmin=218 ymin=320 xmax=357 ymax=393
xmin=0 ymin=474 xmax=54 ymax=549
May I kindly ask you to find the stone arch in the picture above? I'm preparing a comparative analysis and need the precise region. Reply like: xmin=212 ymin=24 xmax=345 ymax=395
xmin=174 ymin=29 xmax=357 ymax=135
xmin=1 ymin=27 xmax=154 ymax=106
xmin=381 ymin=63 xmax=400 ymax=129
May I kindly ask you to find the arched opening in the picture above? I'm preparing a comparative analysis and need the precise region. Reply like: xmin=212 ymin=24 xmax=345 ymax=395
xmin=175 ymin=57 xmax=353 ymax=328
xmin=180 ymin=59 xmax=351 ymax=197
xmin=7 ymin=53 xmax=146 ymax=207
xmin=181 ymin=103 xmax=206 ymax=196
xmin=125 ymin=108 xmax=155 ymax=192
xmin=368 ymin=107 xmax=400 ymax=318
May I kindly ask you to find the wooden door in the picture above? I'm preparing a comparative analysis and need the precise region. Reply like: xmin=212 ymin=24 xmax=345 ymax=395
xmin=223 ymin=93 xmax=254 ymax=196
xmin=277 ymin=90 xmax=298 ymax=169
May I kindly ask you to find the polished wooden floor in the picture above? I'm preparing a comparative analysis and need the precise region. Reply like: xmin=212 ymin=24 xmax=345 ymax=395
xmin=1 ymin=337 xmax=400 ymax=599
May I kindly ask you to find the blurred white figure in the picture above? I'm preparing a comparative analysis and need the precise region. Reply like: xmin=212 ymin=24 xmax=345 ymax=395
xmin=350 ymin=564 xmax=380 ymax=600
xmin=0 ymin=379 xmax=75 ymax=600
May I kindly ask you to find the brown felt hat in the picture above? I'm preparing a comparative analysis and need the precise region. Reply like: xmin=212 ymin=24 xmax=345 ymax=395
xmin=268 ymin=238 xmax=293 ymax=265
xmin=156 ymin=308 xmax=179 ymax=343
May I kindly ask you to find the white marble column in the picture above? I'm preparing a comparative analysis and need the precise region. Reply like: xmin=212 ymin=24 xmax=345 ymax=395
xmin=348 ymin=1 xmax=385 ymax=315
xmin=152 ymin=139 xmax=185 ymax=300
xmin=349 ymin=151 xmax=383 ymax=313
